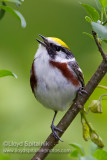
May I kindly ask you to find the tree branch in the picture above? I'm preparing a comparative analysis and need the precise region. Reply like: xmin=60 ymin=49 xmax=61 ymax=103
xmin=31 ymin=33 xmax=107 ymax=160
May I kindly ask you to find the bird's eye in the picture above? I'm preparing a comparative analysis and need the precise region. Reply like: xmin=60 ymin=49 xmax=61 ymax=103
xmin=50 ymin=43 xmax=53 ymax=47
xmin=61 ymin=47 xmax=65 ymax=52
xmin=50 ymin=43 xmax=61 ymax=52
xmin=55 ymin=45 xmax=61 ymax=52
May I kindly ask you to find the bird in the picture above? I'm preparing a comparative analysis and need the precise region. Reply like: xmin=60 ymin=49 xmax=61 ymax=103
xmin=30 ymin=34 xmax=85 ymax=141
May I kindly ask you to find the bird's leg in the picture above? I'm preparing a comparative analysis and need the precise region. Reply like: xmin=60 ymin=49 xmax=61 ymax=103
xmin=51 ymin=111 xmax=63 ymax=142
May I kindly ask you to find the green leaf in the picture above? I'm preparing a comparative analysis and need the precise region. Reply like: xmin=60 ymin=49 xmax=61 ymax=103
xmin=91 ymin=22 xmax=107 ymax=39
xmin=95 ymin=0 xmax=102 ymax=11
xmin=80 ymin=156 xmax=97 ymax=160
xmin=85 ymin=16 xmax=92 ymax=23
xmin=0 ymin=70 xmax=17 ymax=78
xmin=0 ymin=1 xmax=6 ymax=19
xmin=0 ymin=5 xmax=26 ymax=28
xmin=69 ymin=150 xmax=79 ymax=157
xmin=93 ymin=149 xmax=107 ymax=160
xmin=81 ymin=3 xmax=99 ymax=22
xmin=0 ymin=0 xmax=21 ymax=4
xmin=88 ymin=143 xmax=98 ymax=155
xmin=83 ymin=32 xmax=94 ymax=40
xmin=15 ymin=10 xmax=26 ymax=28
xmin=104 ymin=40 xmax=107 ymax=43
xmin=69 ymin=143 xmax=85 ymax=156
xmin=99 ymin=0 xmax=107 ymax=8
xmin=0 ymin=8 xmax=5 ymax=19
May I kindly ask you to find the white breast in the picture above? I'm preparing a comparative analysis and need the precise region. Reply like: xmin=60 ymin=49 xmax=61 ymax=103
xmin=33 ymin=45 xmax=80 ymax=111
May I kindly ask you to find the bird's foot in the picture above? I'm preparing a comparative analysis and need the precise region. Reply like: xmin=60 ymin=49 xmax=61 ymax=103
xmin=78 ymin=87 xmax=88 ymax=96
xmin=51 ymin=124 xmax=63 ymax=142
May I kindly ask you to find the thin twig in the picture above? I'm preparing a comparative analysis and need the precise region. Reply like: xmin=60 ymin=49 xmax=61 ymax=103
xmin=31 ymin=32 xmax=107 ymax=160
xmin=92 ymin=30 xmax=107 ymax=60
xmin=98 ymin=85 xmax=107 ymax=90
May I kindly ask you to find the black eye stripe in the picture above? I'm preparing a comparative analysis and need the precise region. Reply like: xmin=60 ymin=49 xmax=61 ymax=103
xmin=50 ymin=43 xmax=62 ymax=52
xmin=61 ymin=47 xmax=65 ymax=52
xmin=49 ymin=43 xmax=73 ymax=58
xmin=48 ymin=43 xmax=74 ymax=59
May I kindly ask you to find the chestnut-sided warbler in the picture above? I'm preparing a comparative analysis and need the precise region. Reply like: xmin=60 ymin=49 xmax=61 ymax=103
xmin=30 ymin=34 xmax=85 ymax=141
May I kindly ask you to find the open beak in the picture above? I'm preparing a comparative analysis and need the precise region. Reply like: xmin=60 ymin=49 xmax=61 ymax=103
xmin=36 ymin=34 xmax=48 ymax=47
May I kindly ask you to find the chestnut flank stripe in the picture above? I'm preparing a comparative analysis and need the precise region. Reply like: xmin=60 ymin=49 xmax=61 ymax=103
xmin=30 ymin=62 xmax=37 ymax=93
xmin=50 ymin=61 xmax=80 ymax=86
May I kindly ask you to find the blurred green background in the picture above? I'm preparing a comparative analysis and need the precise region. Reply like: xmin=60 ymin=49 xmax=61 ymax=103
xmin=0 ymin=0 xmax=107 ymax=159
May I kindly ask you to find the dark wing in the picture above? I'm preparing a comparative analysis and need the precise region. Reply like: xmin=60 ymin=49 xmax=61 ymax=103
xmin=68 ymin=61 xmax=85 ymax=87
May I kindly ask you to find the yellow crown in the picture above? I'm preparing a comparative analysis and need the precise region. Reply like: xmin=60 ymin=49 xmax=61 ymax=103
xmin=49 ymin=37 xmax=70 ymax=50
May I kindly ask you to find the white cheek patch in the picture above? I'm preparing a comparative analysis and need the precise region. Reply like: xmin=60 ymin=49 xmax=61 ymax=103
xmin=55 ymin=56 xmax=76 ymax=63
xmin=57 ymin=51 xmax=66 ymax=59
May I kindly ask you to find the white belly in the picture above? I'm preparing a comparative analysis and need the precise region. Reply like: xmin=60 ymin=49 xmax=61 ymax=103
xmin=33 ymin=58 xmax=80 ymax=111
